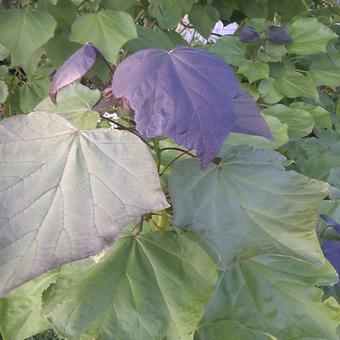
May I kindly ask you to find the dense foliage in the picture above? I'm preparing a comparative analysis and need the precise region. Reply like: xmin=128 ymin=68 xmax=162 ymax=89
xmin=0 ymin=0 xmax=340 ymax=339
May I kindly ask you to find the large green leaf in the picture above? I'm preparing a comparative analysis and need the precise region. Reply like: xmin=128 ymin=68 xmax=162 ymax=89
xmin=0 ymin=270 xmax=59 ymax=340
xmin=238 ymin=61 xmax=269 ymax=83
xmin=309 ymin=69 xmax=340 ymax=88
xmin=0 ymin=112 xmax=168 ymax=297
xmin=169 ymin=146 xmax=328 ymax=268
xmin=42 ymin=231 xmax=218 ymax=340
xmin=35 ymin=83 xmax=100 ymax=129
xmin=258 ymin=78 xmax=284 ymax=104
xmin=70 ymin=10 xmax=137 ymax=63
xmin=263 ymin=104 xmax=314 ymax=139
xmin=0 ymin=10 xmax=57 ymax=65
xmin=197 ymin=256 xmax=340 ymax=339
xmin=210 ymin=36 xmax=247 ymax=67
xmin=273 ymin=70 xmax=318 ymax=99
xmin=188 ymin=4 xmax=220 ymax=39
xmin=287 ymin=18 xmax=337 ymax=55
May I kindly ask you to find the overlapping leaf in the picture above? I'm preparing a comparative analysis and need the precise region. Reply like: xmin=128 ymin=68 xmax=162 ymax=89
xmin=42 ymin=231 xmax=218 ymax=340
xmin=111 ymin=47 xmax=271 ymax=168
xmin=169 ymin=146 xmax=328 ymax=268
xmin=0 ymin=112 xmax=168 ymax=297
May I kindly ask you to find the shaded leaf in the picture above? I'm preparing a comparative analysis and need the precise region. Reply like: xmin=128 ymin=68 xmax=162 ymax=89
xmin=50 ymin=43 xmax=98 ymax=103
xmin=0 ymin=10 xmax=57 ymax=65
xmin=0 ymin=112 xmax=168 ymax=297
xmin=320 ymin=215 xmax=340 ymax=234
xmin=266 ymin=26 xmax=292 ymax=44
xmin=287 ymin=18 xmax=337 ymax=55
xmin=0 ymin=43 xmax=9 ymax=61
xmin=42 ymin=231 xmax=218 ymax=340
xmin=169 ymin=146 xmax=328 ymax=268
xmin=238 ymin=60 xmax=269 ymax=83
xmin=36 ymin=83 xmax=100 ymax=129
xmin=111 ymin=47 xmax=241 ymax=168
xmin=70 ymin=10 xmax=137 ymax=63
xmin=0 ymin=270 xmax=59 ymax=340
xmin=309 ymin=69 xmax=340 ymax=88
xmin=197 ymin=256 xmax=339 ymax=339
xmin=0 ymin=81 xmax=8 ymax=104
xmin=239 ymin=26 xmax=259 ymax=42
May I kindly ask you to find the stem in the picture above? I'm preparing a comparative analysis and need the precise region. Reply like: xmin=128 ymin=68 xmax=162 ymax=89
xmin=160 ymin=152 xmax=188 ymax=176
xmin=160 ymin=147 xmax=195 ymax=157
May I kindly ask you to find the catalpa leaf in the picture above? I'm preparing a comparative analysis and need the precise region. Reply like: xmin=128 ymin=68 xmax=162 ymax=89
xmin=169 ymin=146 xmax=328 ymax=268
xmin=197 ymin=256 xmax=340 ymax=339
xmin=0 ymin=270 xmax=59 ymax=340
xmin=42 ymin=231 xmax=218 ymax=340
xmin=50 ymin=43 xmax=98 ymax=103
xmin=112 ymin=47 xmax=270 ymax=168
xmin=0 ymin=112 xmax=168 ymax=297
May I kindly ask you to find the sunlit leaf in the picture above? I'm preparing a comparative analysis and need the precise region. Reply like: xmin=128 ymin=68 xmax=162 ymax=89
xmin=0 ymin=112 xmax=168 ymax=297
xmin=42 ymin=231 xmax=218 ymax=340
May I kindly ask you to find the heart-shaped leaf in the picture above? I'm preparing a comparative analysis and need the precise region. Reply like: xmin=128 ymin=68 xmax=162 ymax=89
xmin=0 ymin=112 xmax=168 ymax=297
xmin=42 ymin=231 xmax=218 ymax=339
xmin=111 ymin=47 xmax=240 ymax=168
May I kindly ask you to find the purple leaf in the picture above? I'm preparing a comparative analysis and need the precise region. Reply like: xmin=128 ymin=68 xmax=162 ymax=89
xmin=232 ymin=89 xmax=272 ymax=140
xmin=322 ymin=240 xmax=340 ymax=286
xmin=50 ymin=43 xmax=99 ymax=104
xmin=111 ymin=47 xmax=240 ymax=168
xmin=266 ymin=26 xmax=292 ymax=45
xmin=240 ymin=26 xmax=259 ymax=42
xmin=320 ymin=214 xmax=340 ymax=234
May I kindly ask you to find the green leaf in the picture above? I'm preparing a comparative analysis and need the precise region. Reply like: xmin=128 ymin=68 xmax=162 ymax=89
xmin=101 ymin=0 xmax=134 ymax=10
xmin=211 ymin=0 xmax=233 ymax=20
xmin=290 ymin=102 xmax=332 ymax=129
xmin=0 ymin=270 xmax=59 ymax=340
xmin=124 ymin=26 xmax=175 ymax=53
xmin=42 ymin=231 xmax=218 ymax=340
xmin=240 ymin=83 xmax=259 ymax=100
xmin=70 ymin=10 xmax=137 ymax=63
xmin=273 ymin=70 xmax=319 ymax=99
xmin=238 ymin=60 xmax=269 ymax=83
xmin=309 ymin=69 xmax=340 ymax=88
xmin=188 ymin=4 xmax=220 ymax=39
xmin=258 ymin=78 xmax=284 ymax=104
xmin=169 ymin=146 xmax=328 ymax=268
xmin=197 ymin=256 xmax=339 ymax=339
xmin=287 ymin=18 xmax=337 ymax=55
xmin=148 ymin=0 xmax=194 ymax=29
xmin=263 ymin=104 xmax=314 ymax=139
xmin=19 ymin=76 xmax=50 ymax=113
xmin=35 ymin=83 xmax=100 ymax=129
xmin=0 ymin=66 xmax=8 ymax=80
xmin=44 ymin=31 xmax=82 ymax=68
xmin=225 ymin=115 xmax=288 ymax=150
xmin=259 ymin=43 xmax=287 ymax=63
xmin=0 ymin=80 xmax=8 ymax=104
xmin=0 ymin=10 xmax=57 ymax=65
xmin=0 ymin=112 xmax=168 ymax=297
xmin=210 ymin=36 xmax=247 ymax=66
xmin=0 ymin=43 xmax=9 ymax=61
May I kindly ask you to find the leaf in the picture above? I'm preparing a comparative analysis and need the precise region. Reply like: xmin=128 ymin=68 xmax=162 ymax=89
xmin=0 ymin=10 xmax=57 ymax=65
xmin=0 ymin=80 xmax=8 ymax=104
xmin=320 ymin=215 xmax=340 ymax=234
xmin=258 ymin=78 xmax=284 ymax=104
xmin=287 ymin=18 xmax=337 ymax=55
xmin=50 ymin=43 xmax=98 ymax=103
xmin=0 ymin=66 xmax=8 ymax=80
xmin=188 ymin=4 xmax=220 ymax=39
xmin=169 ymin=146 xmax=328 ymax=268
xmin=197 ymin=256 xmax=340 ymax=339
xmin=323 ymin=241 xmax=340 ymax=287
xmin=239 ymin=26 xmax=259 ymax=42
xmin=266 ymin=26 xmax=292 ymax=44
xmin=124 ymin=26 xmax=175 ymax=53
xmin=263 ymin=104 xmax=314 ymax=139
xmin=259 ymin=43 xmax=287 ymax=63
xmin=210 ymin=36 xmax=247 ymax=66
xmin=273 ymin=70 xmax=319 ymax=99
xmin=69 ymin=10 xmax=137 ymax=63
xmin=36 ymin=83 xmax=100 ymax=129
xmin=148 ymin=0 xmax=194 ymax=29
xmin=101 ymin=0 xmax=134 ymax=10
xmin=111 ymin=47 xmax=241 ymax=168
xmin=0 ymin=43 xmax=9 ymax=61
xmin=42 ymin=231 xmax=218 ymax=340
xmin=0 ymin=112 xmax=168 ymax=297
xmin=309 ymin=69 xmax=340 ymax=88
xmin=0 ymin=270 xmax=59 ymax=340
xmin=232 ymin=89 xmax=272 ymax=140
xmin=238 ymin=60 xmax=269 ymax=83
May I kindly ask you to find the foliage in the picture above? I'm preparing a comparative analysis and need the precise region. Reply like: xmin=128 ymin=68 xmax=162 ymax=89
xmin=0 ymin=0 xmax=340 ymax=339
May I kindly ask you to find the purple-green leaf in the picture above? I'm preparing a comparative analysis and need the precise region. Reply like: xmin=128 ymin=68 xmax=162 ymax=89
xmin=266 ymin=26 xmax=292 ymax=45
xmin=240 ymin=26 xmax=259 ymax=42
xmin=111 ymin=47 xmax=240 ymax=168
xmin=322 ymin=241 xmax=340 ymax=286
xmin=50 ymin=43 xmax=99 ymax=104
